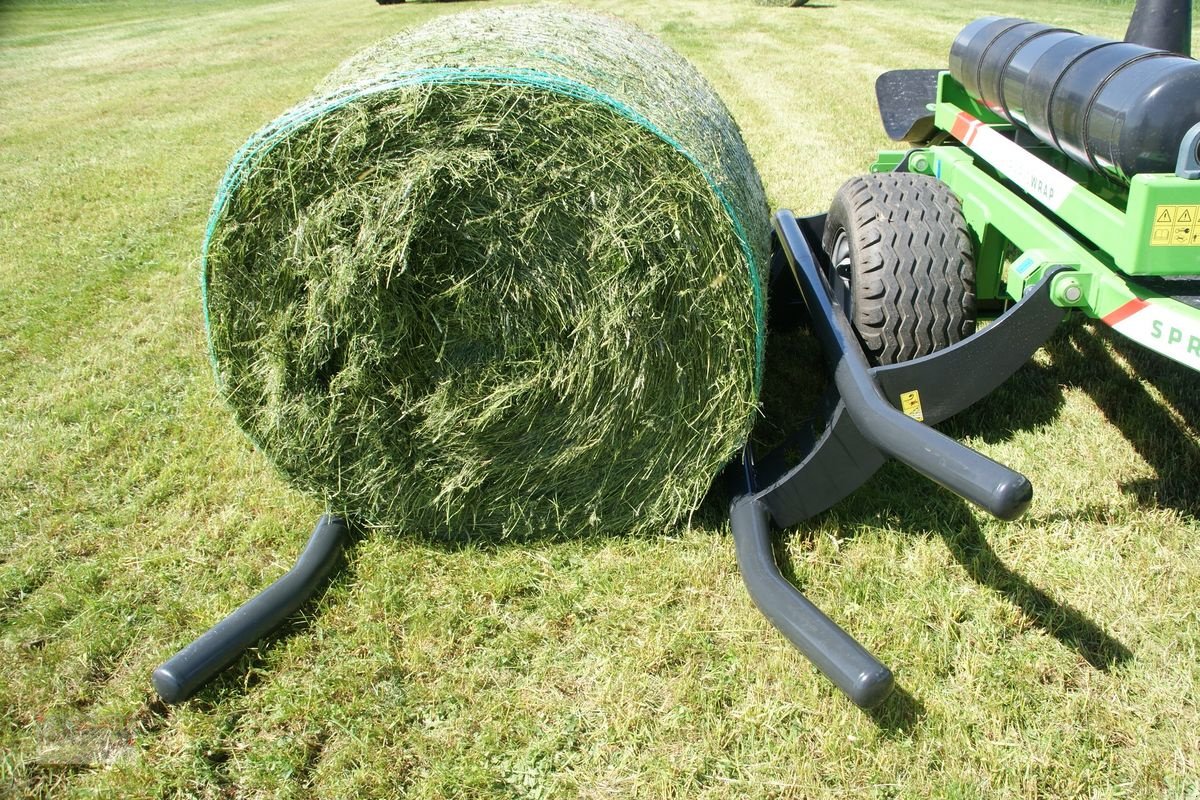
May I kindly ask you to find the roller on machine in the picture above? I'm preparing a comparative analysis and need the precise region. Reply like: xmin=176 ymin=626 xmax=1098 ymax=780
xmin=948 ymin=13 xmax=1200 ymax=181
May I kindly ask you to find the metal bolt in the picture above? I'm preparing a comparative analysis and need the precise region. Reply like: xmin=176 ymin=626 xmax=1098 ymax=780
xmin=910 ymin=154 xmax=929 ymax=173
xmin=1063 ymin=284 xmax=1083 ymax=303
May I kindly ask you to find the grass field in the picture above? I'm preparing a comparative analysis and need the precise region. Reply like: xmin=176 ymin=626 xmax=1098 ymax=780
xmin=2 ymin=0 xmax=1199 ymax=797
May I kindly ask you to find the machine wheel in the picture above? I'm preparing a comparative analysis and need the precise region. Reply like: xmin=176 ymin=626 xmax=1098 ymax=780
xmin=821 ymin=173 xmax=976 ymax=365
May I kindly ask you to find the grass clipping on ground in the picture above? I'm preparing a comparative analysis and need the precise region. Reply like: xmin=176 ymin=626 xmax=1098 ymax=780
xmin=202 ymin=6 xmax=770 ymax=538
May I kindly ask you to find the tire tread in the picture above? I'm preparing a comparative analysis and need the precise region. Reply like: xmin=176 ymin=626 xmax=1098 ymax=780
xmin=822 ymin=173 xmax=976 ymax=365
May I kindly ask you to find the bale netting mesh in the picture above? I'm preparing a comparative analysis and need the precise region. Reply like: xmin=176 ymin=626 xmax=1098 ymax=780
xmin=202 ymin=5 xmax=770 ymax=538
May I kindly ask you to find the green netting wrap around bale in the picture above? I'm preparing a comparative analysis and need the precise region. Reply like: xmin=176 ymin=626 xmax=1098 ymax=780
xmin=201 ymin=5 xmax=770 ymax=538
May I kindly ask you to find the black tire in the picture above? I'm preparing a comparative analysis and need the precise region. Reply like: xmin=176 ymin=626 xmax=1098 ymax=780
xmin=821 ymin=173 xmax=976 ymax=365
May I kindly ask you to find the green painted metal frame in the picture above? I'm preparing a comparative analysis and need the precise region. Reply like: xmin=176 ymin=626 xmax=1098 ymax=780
xmin=869 ymin=72 xmax=1200 ymax=373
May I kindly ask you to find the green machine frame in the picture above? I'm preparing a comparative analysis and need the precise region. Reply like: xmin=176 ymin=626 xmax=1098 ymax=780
xmin=873 ymin=73 xmax=1200 ymax=373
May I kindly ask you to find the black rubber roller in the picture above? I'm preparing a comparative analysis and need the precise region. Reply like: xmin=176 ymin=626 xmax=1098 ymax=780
xmin=949 ymin=17 xmax=1200 ymax=181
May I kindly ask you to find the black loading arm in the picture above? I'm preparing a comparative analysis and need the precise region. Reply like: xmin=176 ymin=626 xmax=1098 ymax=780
xmin=153 ymin=514 xmax=349 ymax=703
xmin=730 ymin=210 xmax=1067 ymax=707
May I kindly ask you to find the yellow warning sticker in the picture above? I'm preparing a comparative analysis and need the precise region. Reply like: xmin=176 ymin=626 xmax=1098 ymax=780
xmin=900 ymin=390 xmax=925 ymax=422
xmin=1151 ymin=205 xmax=1200 ymax=246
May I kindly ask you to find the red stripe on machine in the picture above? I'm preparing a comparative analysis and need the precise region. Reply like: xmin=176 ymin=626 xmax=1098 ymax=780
xmin=951 ymin=112 xmax=980 ymax=145
xmin=1102 ymin=298 xmax=1150 ymax=327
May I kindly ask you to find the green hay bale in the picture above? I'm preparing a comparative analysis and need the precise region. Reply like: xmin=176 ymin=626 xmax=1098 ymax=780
xmin=202 ymin=6 xmax=769 ymax=538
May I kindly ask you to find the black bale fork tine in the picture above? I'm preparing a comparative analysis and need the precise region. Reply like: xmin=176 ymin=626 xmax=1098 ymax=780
xmin=153 ymin=514 xmax=350 ymax=704
xmin=729 ymin=210 xmax=1062 ymax=708
xmin=731 ymin=495 xmax=895 ymax=708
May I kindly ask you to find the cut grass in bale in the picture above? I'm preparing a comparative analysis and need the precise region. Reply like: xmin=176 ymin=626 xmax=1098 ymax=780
xmin=202 ymin=5 xmax=770 ymax=539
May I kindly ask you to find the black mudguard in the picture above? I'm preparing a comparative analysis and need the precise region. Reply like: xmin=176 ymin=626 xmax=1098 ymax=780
xmin=875 ymin=69 xmax=941 ymax=143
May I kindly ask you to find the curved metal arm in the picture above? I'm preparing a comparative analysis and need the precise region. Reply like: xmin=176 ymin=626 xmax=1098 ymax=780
xmin=775 ymin=209 xmax=1033 ymax=521
xmin=830 ymin=354 xmax=1033 ymax=521
xmin=153 ymin=514 xmax=349 ymax=703
xmin=730 ymin=496 xmax=894 ymax=708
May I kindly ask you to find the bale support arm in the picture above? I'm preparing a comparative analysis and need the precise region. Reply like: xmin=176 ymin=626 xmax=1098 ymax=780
xmin=729 ymin=210 xmax=1066 ymax=707
xmin=152 ymin=515 xmax=349 ymax=703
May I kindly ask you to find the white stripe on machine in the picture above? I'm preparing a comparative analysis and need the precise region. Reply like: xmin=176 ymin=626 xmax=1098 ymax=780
xmin=950 ymin=112 xmax=1076 ymax=212
xmin=1104 ymin=298 xmax=1200 ymax=372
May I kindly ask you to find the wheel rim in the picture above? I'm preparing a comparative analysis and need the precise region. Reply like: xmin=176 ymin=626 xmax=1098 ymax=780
xmin=829 ymin=229 xmax=852 ymax=311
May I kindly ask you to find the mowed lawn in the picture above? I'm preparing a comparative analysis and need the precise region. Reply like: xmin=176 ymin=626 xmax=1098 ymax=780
xmin=2 ymin=0 xmax=1199 ymax=797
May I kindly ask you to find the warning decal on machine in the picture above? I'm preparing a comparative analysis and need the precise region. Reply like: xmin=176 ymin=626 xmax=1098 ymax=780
xmin=1150 ymin=205 xmax=1200 ymax=246
xmin=899 ymin=390 xmax=925 ymax=422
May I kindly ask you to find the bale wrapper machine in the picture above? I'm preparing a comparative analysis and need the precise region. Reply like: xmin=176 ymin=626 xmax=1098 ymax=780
xmin=731 ymin=0 xmax=1200 ymax=708
xmin=155 ymin=0 xmax=1199 ymax=707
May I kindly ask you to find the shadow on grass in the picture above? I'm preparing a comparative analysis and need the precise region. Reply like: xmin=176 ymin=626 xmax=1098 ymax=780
xmin=868 ymin=684 xmax=925 ymax=736
xmin=763 ymin=484 xmax=1131 ymax=730
xmin=938 ymin=507 xmax=1133 ymax=671
xmin=848 ymin=478 xmax=1135 ymax=675
xmin=936 ymin=356 xmax=1065 ymax=445
xmin=943 ymin=316 xmax=1197 ymax=515
xmin=1042 ymin=319 xmax=1200 ymax=517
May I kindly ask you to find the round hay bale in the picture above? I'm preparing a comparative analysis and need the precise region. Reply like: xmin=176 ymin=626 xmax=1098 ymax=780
xmin=202 ymin=6 xmax=769 ymax=538
xmin=754 ymin=0 xmax=809 ymax=6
